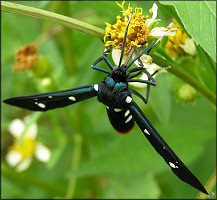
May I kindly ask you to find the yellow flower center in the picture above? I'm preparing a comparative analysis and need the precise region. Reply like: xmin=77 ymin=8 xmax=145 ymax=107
xmin=104 ymin=1 xmax=148 ymax=54
xmin=9 ymin=137 xmax=35 ymax=159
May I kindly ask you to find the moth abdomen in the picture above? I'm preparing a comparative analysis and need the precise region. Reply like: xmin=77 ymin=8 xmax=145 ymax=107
xmin=106 ymin=107 xmax=134 ymax=134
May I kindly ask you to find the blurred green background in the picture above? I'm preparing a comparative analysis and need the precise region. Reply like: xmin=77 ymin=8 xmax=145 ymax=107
xmin=1 ymin=1 xmax=216 ymax=199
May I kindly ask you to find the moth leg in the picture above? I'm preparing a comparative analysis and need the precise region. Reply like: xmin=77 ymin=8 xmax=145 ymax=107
xmin=91 ymin=38 xmax=113 ymax=70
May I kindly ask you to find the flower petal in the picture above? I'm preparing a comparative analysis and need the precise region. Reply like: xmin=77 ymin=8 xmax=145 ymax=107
xmin=35 ymin=142 xmax=51 ymax=162
xmin=5 ymin=151 xmax=22 ymax=167
xmin=9 ymin=119 xmax=25 ymax=137
xmin=134 ymin=54 xmax=153 ymax=68
xmin=111 ymin=48 xmax=127 ymax=66
xmin=145 ymin=3 xmax=158 ymax=29
xmin=23 ymin=116 xmax=38 ymax=139
xmin=26 ymin=123 xmax=37 ymax=139
xmin=180 ymin=38 xmax=196 ymax=55
xmin=149 ymin=24 xmax=178 ymax=38
xmin=16 ymin=157 xmax=32 ymax=172
xmin=129 ymin=63 xmax=160 ymax=88
xmin=149 ymin=27 xmax=168 ymax=37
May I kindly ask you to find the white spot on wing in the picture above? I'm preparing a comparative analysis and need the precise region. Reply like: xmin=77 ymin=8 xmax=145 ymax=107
xmin=144 ymin=129 xmax=150 ymax=135
xmin=68 ymin=96 xmax=76 ymax=101
xmin=124 ymin=110 xmax=130 ymax=117
xmin=125 ymin=115 xmax=132 ymax=123
xmin=94 ymin=84 xmax=98 ymax=91
xmin=48 ymin=96 xmax=52 ymax=98
xmin=106 ymin=106 xmax=109 ymax=109
xmin=38 ymin=103 xmax=46 ymax=109
xmin=114 ymin=108 xmax=122 ymax=112
xmin=125 ymin=96 xmax=132 ymax=103
xmin=169 ymin=162 xmax=178 ymax=168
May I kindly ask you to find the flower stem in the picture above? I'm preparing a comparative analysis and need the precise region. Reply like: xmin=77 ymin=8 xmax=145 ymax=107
xmin=1 ymin=1 xmax=105 ymax=39
xmin=151 ymin=52 xmax=216 ymax=106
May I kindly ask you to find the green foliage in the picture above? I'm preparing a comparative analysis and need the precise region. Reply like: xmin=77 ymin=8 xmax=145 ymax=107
xmin=161 ymin=1 xmax=216 ymax=62
xmin=1 ymin=1 xmax=216 ymax=199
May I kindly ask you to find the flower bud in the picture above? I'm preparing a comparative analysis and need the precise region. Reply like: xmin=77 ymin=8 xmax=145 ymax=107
xmin=178 ymin=84 xmax=197 ymax=103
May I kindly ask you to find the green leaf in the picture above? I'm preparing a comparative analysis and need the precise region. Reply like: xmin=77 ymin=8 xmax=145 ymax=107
xmin=104 ymin=173 xmax=160 ymax=199
xmin=160 ymin=1 xmax=216 ymax=62
xmin=47 ymin=142 xmax=67 ymax=169
xmin=149 ymin=73 xmax=171 ymax=125
xmin=1 ymin=1 xmax=105 ymax=39
xmin=1 ymin=176 xmax=26 ymax=198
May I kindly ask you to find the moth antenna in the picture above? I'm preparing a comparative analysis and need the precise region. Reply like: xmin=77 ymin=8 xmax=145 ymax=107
xmin=126 ymin=33 xmax=167 ymax=70
xmin=118 ymin=7 xmax=134 ymax=68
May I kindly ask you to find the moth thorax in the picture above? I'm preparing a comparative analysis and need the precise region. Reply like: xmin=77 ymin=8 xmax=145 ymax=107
xmin=111 ymin=65 xmax=130 ymax=82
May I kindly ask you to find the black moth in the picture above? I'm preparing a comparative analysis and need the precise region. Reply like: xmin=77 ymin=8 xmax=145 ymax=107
xmin=4 ymin=10 xmax=208 ymax=195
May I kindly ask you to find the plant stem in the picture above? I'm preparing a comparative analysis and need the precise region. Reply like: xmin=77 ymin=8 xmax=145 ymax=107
xmin=151 ymin=52 xmax=216 ymax=106
xmin=64 ymin=133 xmax=82 ymax=199
xmin=1 ymin=1 xmax=105 ymax=40
xmin=59 ymin=1 xmax=76 ymax=76
xmin=196 ymin=168 xmax=216 ymax=199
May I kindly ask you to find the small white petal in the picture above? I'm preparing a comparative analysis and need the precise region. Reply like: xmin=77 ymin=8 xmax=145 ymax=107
xmin=35 ymin=142 xmax=51 ymax=162
xmin=149 ymin=26 xmax=178 ymax=38
xmin=25 ymin=123 xmax=38 ymax=139
xmin=149 ymin=27 xmax=168 ymax=37
xmin=180 ymin=38 xmax=196 ymax=55
xmin=112 ymin=48 xmax=121 ymax=65
xmin=9 ymin=119 xmax=25 ymax=137
xmin=16 ymin=157 xmax=32 ymax=172
xmin=145 ymin=3 xmax=158 ymax=29
xmin=23 ymin=116 xmax=38 ymax=139
xmin=129 ymin=64 xmax=160 ymax=88
xmin=134 ymin=54 xmax=153 ymax=68
xmin=111 ymin=48 xmax=126 ymax=66
xmin=5 ymin=151 xmax=22 ymax=167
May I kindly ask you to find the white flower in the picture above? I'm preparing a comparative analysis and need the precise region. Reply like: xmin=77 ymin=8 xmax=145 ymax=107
xmin=180 ymin=38 xmax=196 ymax=56
xmin=5 ymin=116 xmax=51 ymax=172
xmin=165 ymin=19 xmax=196 ymax=59
xmin=146 ymin=4 xmax=178 ymax=38
xmin=145 ymin=3 xmax=160 ymax=29
xmin=111 ymin=48 xmax=127 ymax=65
xmin=129 ymin=63 xmax=161 ymax=88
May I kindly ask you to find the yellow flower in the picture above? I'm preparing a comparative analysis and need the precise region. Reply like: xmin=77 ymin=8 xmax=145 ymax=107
xmin=165 ymin=19 xmax=196 ymax=59
xmin=104 ymin=1 xmax=178 ymax=77
xmin=5 ymin=116 xmax=51 ymax=172
xmin=104 ymin=2 xmax=177 ymax=55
